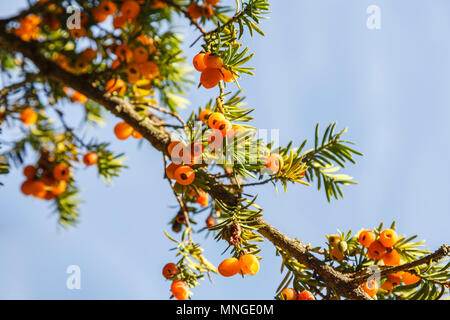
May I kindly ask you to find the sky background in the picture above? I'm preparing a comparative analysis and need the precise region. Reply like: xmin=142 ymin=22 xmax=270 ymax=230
xmin=1 ymin=0 xmax=449 ymax=299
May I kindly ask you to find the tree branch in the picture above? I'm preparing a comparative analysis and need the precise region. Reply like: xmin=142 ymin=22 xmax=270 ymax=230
xmin=0 ymin=20 xmax=379 ymax=301
xmin=351 ymin=244 xmax=450 ymax=285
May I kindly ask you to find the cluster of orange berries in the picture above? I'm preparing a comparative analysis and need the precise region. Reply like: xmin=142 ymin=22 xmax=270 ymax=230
xmin=218 ymin=254 xmax=260 ymax=277
xmin=358 ymin=228 xmax=421 ymax=297
xmin=362 ymin=270 xmax=421 ymax=297
xmin=359 ymin=228 xmax=401 ymax=266
xmin=165 ymin=141 xmax=201 ymax=186
xmin=14 ymin=14 xmax=41 ymax=42
xmin=113 ymin=121 xmax=143 ymax=140
xmin=46 ymin=0 xmax=159 ymax=91
xmin=20 ymin=151 xmax=98 ymax=199
xmin=280 ymin=288 xmax=315 ymax=300
xmin=20 ymin=163 xmax=69 ymax=200
xmin=193 ymin=52 xmax=235 ymax=89
xmin=107 ymin=36 xmax=159 ymax=85
xmin=162 ymin=263 xmax=191 ymax=300
xmin=187 ymin=0 xmax=220 ymax=20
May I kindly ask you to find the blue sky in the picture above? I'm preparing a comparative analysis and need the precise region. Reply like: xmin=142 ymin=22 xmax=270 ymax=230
xmin=0 ymin=0 xmax=449 ymax=299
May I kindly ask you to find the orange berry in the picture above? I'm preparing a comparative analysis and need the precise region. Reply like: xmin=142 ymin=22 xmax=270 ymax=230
xmin=196 ymin=194 xmax=208 ymax=207
xmin=113 ymin=14 xmax=127 ymax=29
xmin=20 ymin=108 xmax=37 ymax=125
xmin=207 ymin=129 xmax=224 ymax=149
xmin=266 ymin=153 xmax=284 ymax=174
xmin=193 ymin=53 xmax=207 ymax=72
xmin=131 ymin=130 xmax=143 ymax=139
xmin=383 ymin=249 xmax=401 ymax=266
xmin=69 ymin=27 xmax=87 ymax=39
xmin=162 ymin=263 xmax=179 ymax=279
xmin=207 ymin=112 xmax=225 ymax=129
xmin=98 ymin=0 xmax=117 ymax=16
xmin=165 ymin=163 xmax=181 ymax=180
xmin=151 ymin=0 xmax=166 ymax=9
xmin=381 ymin=281 xmax=394 ymax=292
xmin=80 ymin=12 xmax=89 ymax=25
xmin=168 ymin=141 xmax=182 ymax=155
xmin=239 ymin=254 xmax=259 ymax=275
xmin=53 ymin=164 xmax=70 ymax=181
xmin=121 ymin=1 xmax=140 ymax=19
xmin=105 ymin=78 xmax=127 ymax=94
xmin=139 ymin=61 xmax=159 ymax=79
xmin=216 ymin=119 xmax=231 ymax=137
xmin=330 ymin=246 xmax=345 ymax=262
xmin=206 ymin=0 xmax=220 ymax=5
xmin=200 ymin=68 xmax=222 ymax=89
xmin=80 ymin=48 xmax=97 ymax=62
xmin=189 ymin=142 xmax=204 ymax=164
xmin=226 ymin=125 xmax=246 ymax=140
xmin=168 ymin=141 xmax=186 ymax=162
xmin=174 ymin=166 xmax=195 ymax=186
xmin=387 ymin=272 xmax=404 ymax=286
xmin=31 ymin=181 xmax=47 ymax=198
xmin=136 ymin=35 xmax=156 ymax=54
xmin=379 ymin=229 xmax=398 ymax=248
xmin=220 ymin=67 xmax=235 ymax=82
xmin=204 ymin=53 xmax=223 ymax=69
xmin=171 ymin=280 xmax=189 ymax=300
xmin=83 ymin=152 xmax=98 ymax=166
xmin=206 ymin=215 xmax=215 ymax=228
xmin=41 ymin=176 xmax=55 ymax=186
xmin=126 ymin=63 xmax=141 ymax=83
xmin=23 ymin=165 xmax=37 ymax=180
xmin=114 ymin=121 xmax=133 ymax=140
xmin=92 ymin=7 xmax=109 ymax=22
xmin=362 ymin=279 xmax=378 ymax=297
xmin=115 ymin=44 xmax=133 ymax=63
xmin=280 ymin=288 xmax=297 ymax=300
xmin=133 ymin=47 xmax=149 ymax=64
xmin=71 ymin=91 xmax=88 ymax=104
xmin=218 ymin=258 xmax=240 ymax=277
xmin=111 ymin=59 xmax=121 ymax=70
xmin=297 ymin=290 xmax=315 ymax=300
xmin=358 ymin=230 xmax=376 ymax=248
xmin=402 ymin=272 xmax=420 ymax=285
xmin=199 ymin=109 xmax=213 ymax=124
xmin=21 ymin=180 xmax=34 ymax=195
xmin=201 ymin=4 xmax=214 ymax=18
xmin=187 ymin=3 xmax=202 ymax=19
xmin=367 ymin=240 xmax=387 ymax=260
xmin=51 ymin=180 xmax=67 ymax=196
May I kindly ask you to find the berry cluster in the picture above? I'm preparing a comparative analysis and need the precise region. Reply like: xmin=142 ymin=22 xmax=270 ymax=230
xmin=20 ymin=157 xmax=70 ymax=201
xmin=20 ymin=149 xmax=99 ymax=200
xmin=187 ymin=0 xmax=220 ymax=20
xmin=114 ymin=121 xmax=143 ymax=140
xmin=358 ymin=228 xmax=421 ymax=296
xmin=194 ymin=52 xmax=236 ymax=89
xmin=162 ymin=263 xmax=191 ymax=300
xmin=280 ymin=288 xmax=315 ymax=300
xmin=218 ymin=254 xmax=260 ymax=277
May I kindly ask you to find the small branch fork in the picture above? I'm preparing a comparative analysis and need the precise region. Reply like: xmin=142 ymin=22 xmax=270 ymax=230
xmin=0 ymin=3 xmax=448 ymax=301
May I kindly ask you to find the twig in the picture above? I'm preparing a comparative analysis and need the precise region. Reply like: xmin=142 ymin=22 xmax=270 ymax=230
xmin=162 ymin=0 xmax=207 ymax=36
xmin=351 ymin=244 xmax=450 ymax=285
